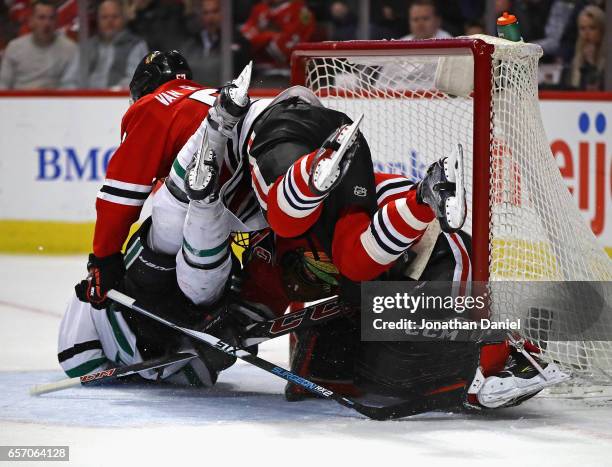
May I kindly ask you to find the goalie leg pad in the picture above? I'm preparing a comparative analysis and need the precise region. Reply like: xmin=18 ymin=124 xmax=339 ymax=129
xmin=285 ymin=311 xmax=360 ymax=400
xmin=355 ymin=340 xmax=477 ymax=398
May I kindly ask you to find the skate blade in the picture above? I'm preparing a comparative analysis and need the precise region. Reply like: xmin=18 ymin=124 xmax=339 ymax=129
xmin=327 ymin=114 xmax=364 ymax=174
xmin=187 ymin=129 xmax=217 ymax=196
xmin=445 ymin=143 xmax=466 ymax=230
xmin=228 ymin=61 xmax=252 ymax=108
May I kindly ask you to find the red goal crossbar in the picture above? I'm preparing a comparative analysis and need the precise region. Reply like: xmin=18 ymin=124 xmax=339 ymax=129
xmin=290 ymin=39 xmax=495 ymax=282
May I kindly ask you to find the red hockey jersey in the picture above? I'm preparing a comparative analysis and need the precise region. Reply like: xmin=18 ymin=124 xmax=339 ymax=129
xmin=94 ymin=79 xmax=214 ymax=257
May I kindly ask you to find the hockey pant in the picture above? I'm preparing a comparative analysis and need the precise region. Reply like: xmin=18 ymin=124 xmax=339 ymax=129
xmin=57 ymin=291 xmax=215 ymax=386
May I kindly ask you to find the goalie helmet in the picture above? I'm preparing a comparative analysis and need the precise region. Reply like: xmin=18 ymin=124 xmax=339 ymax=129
xmin=129 ymin=50 xmax=193 ymax=102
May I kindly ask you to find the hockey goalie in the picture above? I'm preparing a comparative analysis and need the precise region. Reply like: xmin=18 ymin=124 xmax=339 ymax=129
xmin=59 ymin=51 xmax=569 ymax=415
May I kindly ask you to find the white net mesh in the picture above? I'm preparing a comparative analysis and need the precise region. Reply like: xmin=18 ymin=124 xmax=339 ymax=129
xmin=295 ymin=36 xmax=612 ymax=383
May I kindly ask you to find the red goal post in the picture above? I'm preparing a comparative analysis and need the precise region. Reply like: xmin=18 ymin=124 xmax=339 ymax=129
xmin=290 ymin=38 xmax=496 ymax=283
xmin=290 ymin=37 xmax=612 ymax=383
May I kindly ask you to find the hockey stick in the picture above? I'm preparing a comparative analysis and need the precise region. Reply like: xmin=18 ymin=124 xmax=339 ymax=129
xmin=31 ymin=296 xmax=348 ymax=396
xmin=30 ymin=352 xmax=198 ymax=396
xmin=108 ymin=289 xmax=463 ymax=420
xmin=236 ymin=295 xmax=350 ymax=347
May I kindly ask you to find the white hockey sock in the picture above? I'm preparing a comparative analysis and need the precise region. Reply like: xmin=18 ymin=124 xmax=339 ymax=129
xmin=147 ymin=183 xmax=188 ymax=255
xmin=177 ymin=199 xmax=232 ymax=305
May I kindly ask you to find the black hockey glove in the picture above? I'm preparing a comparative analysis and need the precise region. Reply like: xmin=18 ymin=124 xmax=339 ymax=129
xmin=75 ymin=253 xmax=125 ymax=310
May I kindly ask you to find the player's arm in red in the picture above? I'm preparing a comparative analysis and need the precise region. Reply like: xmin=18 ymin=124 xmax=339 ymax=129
xmin=93 ymin=100 xmax=167 ymax=258
xmin=75 ymin=99 xmax=167 ymax=309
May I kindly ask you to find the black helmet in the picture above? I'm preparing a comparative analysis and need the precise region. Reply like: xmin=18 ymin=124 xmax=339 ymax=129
xmin=129 ymin=50 xmax=193 ymax=102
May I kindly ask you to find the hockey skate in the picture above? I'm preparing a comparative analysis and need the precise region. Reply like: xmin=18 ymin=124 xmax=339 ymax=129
xmin=209 ymin=61 xmax=252 ymax=137
xmin=467 ymin=336 xmax=570 ymax=409
xmin=309 ymin=114 xmax=364 ymax=196
xmin=417 ymin=144 xmax=467 ymax=233
xmin=185 ymin=131 xmax=219 ymax=202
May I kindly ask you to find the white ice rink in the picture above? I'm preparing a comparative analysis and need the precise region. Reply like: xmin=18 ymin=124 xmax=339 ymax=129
xmin=1 ymin=254 xmax=611 ymax=467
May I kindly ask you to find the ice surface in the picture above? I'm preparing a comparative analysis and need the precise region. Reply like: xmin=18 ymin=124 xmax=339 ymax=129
xmin=1 ymin=254 xmax=611 ymax=467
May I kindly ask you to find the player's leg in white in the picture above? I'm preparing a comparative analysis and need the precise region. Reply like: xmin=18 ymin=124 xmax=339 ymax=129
xmin=146 ymin=61 xmax=252 ymax=256
xmin=59 ymin=282 xmax=217 ymax=387
xmin=58 ymin=292 xmax=112 ymax=377
xmin=179 ymin=137 xmax=232 ymax=306
xmin=147 ymin=181 xmax=188 ymax=255
xmin=417 ymin=143 xmax=467 ymax=233
xmin=205 ymin=61 xmax=252 ymax=163
xmin=176 ymin=199 xmax=231 ymax=306
xmin=58 ymin=291 xmax=159 ymax=380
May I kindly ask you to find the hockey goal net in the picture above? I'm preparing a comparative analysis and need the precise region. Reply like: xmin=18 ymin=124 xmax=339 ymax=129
xmin=291 ymin=36 xmax=612 ymax=384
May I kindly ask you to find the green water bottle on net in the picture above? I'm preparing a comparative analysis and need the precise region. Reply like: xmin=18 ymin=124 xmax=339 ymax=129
xmin=497 ymin=11 xmax=523 ymax=42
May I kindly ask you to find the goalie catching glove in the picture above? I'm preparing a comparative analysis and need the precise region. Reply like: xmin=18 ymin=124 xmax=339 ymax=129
xmin=75 ymin=252 xmax=125 ymax=309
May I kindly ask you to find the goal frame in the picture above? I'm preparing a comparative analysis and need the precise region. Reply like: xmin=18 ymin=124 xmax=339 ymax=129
xmin=290 ymin=39 xmax=496 ymax=283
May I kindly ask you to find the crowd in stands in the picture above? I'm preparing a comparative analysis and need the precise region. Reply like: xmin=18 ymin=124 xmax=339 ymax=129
xmin=0 ymin=0 xmax=607 ymax=90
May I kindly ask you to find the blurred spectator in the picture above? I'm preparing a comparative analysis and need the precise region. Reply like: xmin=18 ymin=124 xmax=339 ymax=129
xmin=0 ymin=0 xmax=76 ymax=89
xmin=436 ymin=0 xmax=464 ymax=37
xmin=458 ymin=0 xmax=486 ymax=23
xmin=180 ymin=0 xmax=250 ymax=84
xmin=525 ymin=1 xmax=574 ymax=58
xmin=329 ymin=1 xmax=356 ymax=41
xmin=370 ymin=2 xmax=406 ymax=39
xmin=559 ymin=0 xmax=604 ymax=63
xmin=403 ymin=0 xmax=451 ymax=40
xmin=567 ymin=4 xmax=606 ymax=90
xmin=61 ymin=0 xmax=147 ymax=89
xmin=376 ymin=0 xmax=451 ymax=90
xmin=240 ymin=0 xmax=315 ymax=67
xmin=1 ymin=1 xmax=20 ymax=57
xmin=127 ymin=0 xmax=186 ymax=51
xmin=8 ymin=0 xmax=79 ymax=39
xmin=464 ymin=19 xmax=485 ymax=36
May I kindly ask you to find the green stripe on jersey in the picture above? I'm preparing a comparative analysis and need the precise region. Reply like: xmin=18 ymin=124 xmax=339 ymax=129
xmin=182 ymin=237 xmax=229 ymax=258
xmin=123 ymin=237 xmax=143 ymax=269
xmin=172 ymin=159 xmax=186 ymax=179
xmin=106 ymin=306 xmax=134 ymax=357
xmin=65 ymin=357 xmax=108 ymax=377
